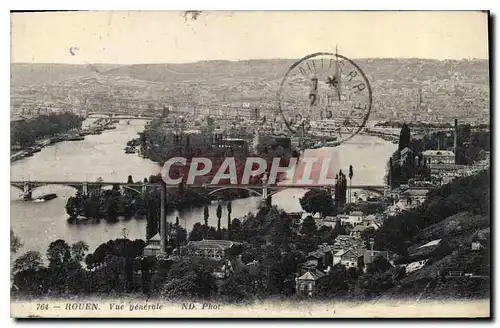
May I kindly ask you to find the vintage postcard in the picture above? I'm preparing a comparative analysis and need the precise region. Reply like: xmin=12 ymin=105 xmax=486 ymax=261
xmin=10 ymin=11 xmax=490 ymax=318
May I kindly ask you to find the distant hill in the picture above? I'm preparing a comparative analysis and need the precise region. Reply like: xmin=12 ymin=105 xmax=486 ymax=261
xmin=12 ymin=58 xmax=489 ymax=86
xmin=10 ymin=63 xmax=121 ymax=86
xmin=11 ymin=58 xmax=490 ymax=120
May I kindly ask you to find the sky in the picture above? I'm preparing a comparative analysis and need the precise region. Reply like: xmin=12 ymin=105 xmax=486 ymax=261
xmin=10 ymin=11 xmax=489 ymax=64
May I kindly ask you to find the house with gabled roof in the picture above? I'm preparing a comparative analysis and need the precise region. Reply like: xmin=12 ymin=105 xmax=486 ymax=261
xmin=295 ymin=268 xmax=325 ymax=296
xmin=333 ymin=249 xmax=363 ymax=269
xmin=350 ymin=224 xmax=369 ymax=238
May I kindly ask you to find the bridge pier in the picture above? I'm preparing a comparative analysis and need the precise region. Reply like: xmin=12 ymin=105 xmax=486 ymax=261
xmin=82 ymin=182 xmax=88 ymax=196
xmin=260 ymin=177 xmax=271 ymax=206
xmin=141 ymin=182 xmax=148 ymax=198
xmin=23 ymin=182 xmax=32 ymax=201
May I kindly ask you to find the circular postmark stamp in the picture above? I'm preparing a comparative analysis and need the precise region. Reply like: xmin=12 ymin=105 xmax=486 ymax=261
xmin=277 ymin=52 xmax=372 ymax=145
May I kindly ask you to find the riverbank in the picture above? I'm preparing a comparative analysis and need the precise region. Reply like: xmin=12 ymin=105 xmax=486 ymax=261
xmin=11 ymin=117 xmax=118 ymax=163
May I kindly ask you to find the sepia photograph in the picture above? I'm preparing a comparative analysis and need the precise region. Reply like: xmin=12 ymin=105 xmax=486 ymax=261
xmin=9 ymin=10 xmax=491 ymax=318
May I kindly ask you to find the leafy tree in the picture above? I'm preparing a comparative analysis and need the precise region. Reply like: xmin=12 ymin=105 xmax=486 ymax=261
xmin=398 ymin=123 xmax=411 ymax=151
xmin=47 ymin=239 xmax=72 ymax=268
xmin=10 ymin=230 xmax=22 ymax=254
xmin=318 ymin=225 xmax=336 ymax=245
xmin=366 ymin=255 xmax=392 ymax=275
xmin=71 ymin=241 xmax=89 ymax=264
xmin=216 ymin=203 xmax=223 ymax=233
xmin=229 ymin=218 xmax=243 ymax=241
xmin=188 ymin=223 xmax=205 ymax=241
xmin=316 ymin=264 xmax=349 ymax=297
xmin=356 ymin=266 xmax=405 ymax=299
xmin=300 ymin=215 xmax=318 ymax=237
xmin=227 ymin=202 xmax=232 ymax=239
xmin=299 ymin=189 xmax=334 ymax=217
xmin=207 ymin=226 xmax=218 ymax=240
xmin=348 ymin=165 xmax=354 ymax=203
xmin=160 ymin=258 xmax=218 ymax=299
xmin=203 ymin=206 xmax=209 ymax=227
xmin=12 ymin=251 xmax=43 ymax=274
xmin=219 ymin=269 xmax=256 ymax=302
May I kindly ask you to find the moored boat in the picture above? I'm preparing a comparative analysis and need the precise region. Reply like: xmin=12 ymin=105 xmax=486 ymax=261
xmin=65 ymin=135 xmax=85 ymax=141
xmin=33 ymin=193 xmax=58 ymax=202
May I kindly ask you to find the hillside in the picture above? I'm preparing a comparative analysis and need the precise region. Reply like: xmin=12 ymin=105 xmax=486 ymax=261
xmin=373 ymin=168 xmax=490 ymax=300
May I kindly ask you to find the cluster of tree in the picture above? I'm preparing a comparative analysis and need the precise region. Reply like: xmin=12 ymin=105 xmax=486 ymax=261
xmin=11 ymin=112 xmax=84 ymax=148
xmin=65 ymin=187 xmax=140 ymax=222
xmin=375 ymin=168 xmax=490 ymax=256
xmin=139 ymin=119 xmax=220 ymax=163
xmin=66 ymin=174 xmax=212 ymax=224
xmin=299 ymin=181 xmax=350 ymax=218
xmin=11 ymin=202 xmax=410 ymax=302
xmin=11 ymin=238 xmax=162 ymax=296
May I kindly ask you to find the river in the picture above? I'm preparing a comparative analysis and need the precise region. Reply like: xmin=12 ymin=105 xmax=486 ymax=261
xmin=10 ymin=119 xmax=397 ymax=257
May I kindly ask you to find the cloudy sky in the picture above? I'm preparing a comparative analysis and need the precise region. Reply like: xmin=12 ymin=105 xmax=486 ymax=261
xmin=11 ymin=11 xmax=489 ymax=64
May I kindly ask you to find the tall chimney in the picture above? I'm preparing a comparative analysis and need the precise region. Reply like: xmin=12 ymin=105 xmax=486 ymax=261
xmin=454 ymin=118 xmax=458 ymax=163
xmin=160 ymin=182 xmax=167 ymax=256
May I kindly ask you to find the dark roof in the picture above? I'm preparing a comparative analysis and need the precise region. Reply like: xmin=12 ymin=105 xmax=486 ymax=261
xmin=185 ymin=239 xmax=240 ymax=250
xmin=307 ymin=250 xmax=324 ymax=259
xmin=298 ymin=269 xmax=325 ymax=281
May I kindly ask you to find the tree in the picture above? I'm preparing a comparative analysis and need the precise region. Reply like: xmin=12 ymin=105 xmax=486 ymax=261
xmin=47 ymin=239 xmax=72 ymax=268
xmin=300 ymin=216 xmax=318 ymax=237
xmin=227 ymin=202 xmax=232 ymax=239
xmin=161 ymin=258 xmax=218 ymax=298
xmin=216 ymin=203 xmax=223 ymax=233
xmin=10 ymin=230 xmax=22 ymax=254
xmin=348 ymin=165 xmax=353 ymax=204
xmin=335 ymin=170 xmax=348 ymax=208
xmin=398 ymin=123 xmax=411 ymax=151
xmin=316 ymin=264 xmax=349 ymax=297
xmin=230 ymin=218 xmax=243 ymax=241
xmin=203 ymin=206 xmax=209 ymax=226
xmin=299 ymin=189 xmax=334 ymax=217
xmin=12 ymin=251 xmax=43 ymax=274
xmin=366 ymin=255 xmax=392 ymax=275
xmin=219 ymin=269 xmax=255 ymax=302
xmin=71 ymin=241 xmax=89 ymax=263
xmin=188 ymin=223 xmax=205 ymax=241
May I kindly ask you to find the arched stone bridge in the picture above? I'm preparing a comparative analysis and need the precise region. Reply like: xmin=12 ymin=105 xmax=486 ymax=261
xmin=11 ymin=180 xmax=391 ymax=201
xmin=87 ymin=113 xmax=156 ymax=120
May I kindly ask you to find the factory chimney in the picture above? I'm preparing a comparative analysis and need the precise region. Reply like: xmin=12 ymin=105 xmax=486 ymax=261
xmin=159 ymin=182 xmax=167 ymax=257
xmin=453 ymin=118 xmax=458 ymax=164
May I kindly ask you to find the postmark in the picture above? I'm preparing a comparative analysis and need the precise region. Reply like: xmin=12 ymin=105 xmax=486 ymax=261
xmin=277 ymin=52 xmax=372 ymax=145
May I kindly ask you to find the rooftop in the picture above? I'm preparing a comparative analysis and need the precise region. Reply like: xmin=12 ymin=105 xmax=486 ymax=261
xmin=418 ymin=239 xmax=442 ymax=249
xmin=351 ymin=225 xmax=369 ymax=232
xmin=403 ymin=189 xmax=430 ymax=196
xmin=297 ymin=269 xmax=325 ymax=281
xmin=422 ymin=150 xmax=455 ymax=157
xmin=149 ymin=233 xmax=161 ymax=241
xmin=185 ymin=239 xmax=240 ymax=250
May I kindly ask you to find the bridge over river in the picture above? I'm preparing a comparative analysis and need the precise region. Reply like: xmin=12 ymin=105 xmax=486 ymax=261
xmin=11 ymin=180 xmax=392 ymax=201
